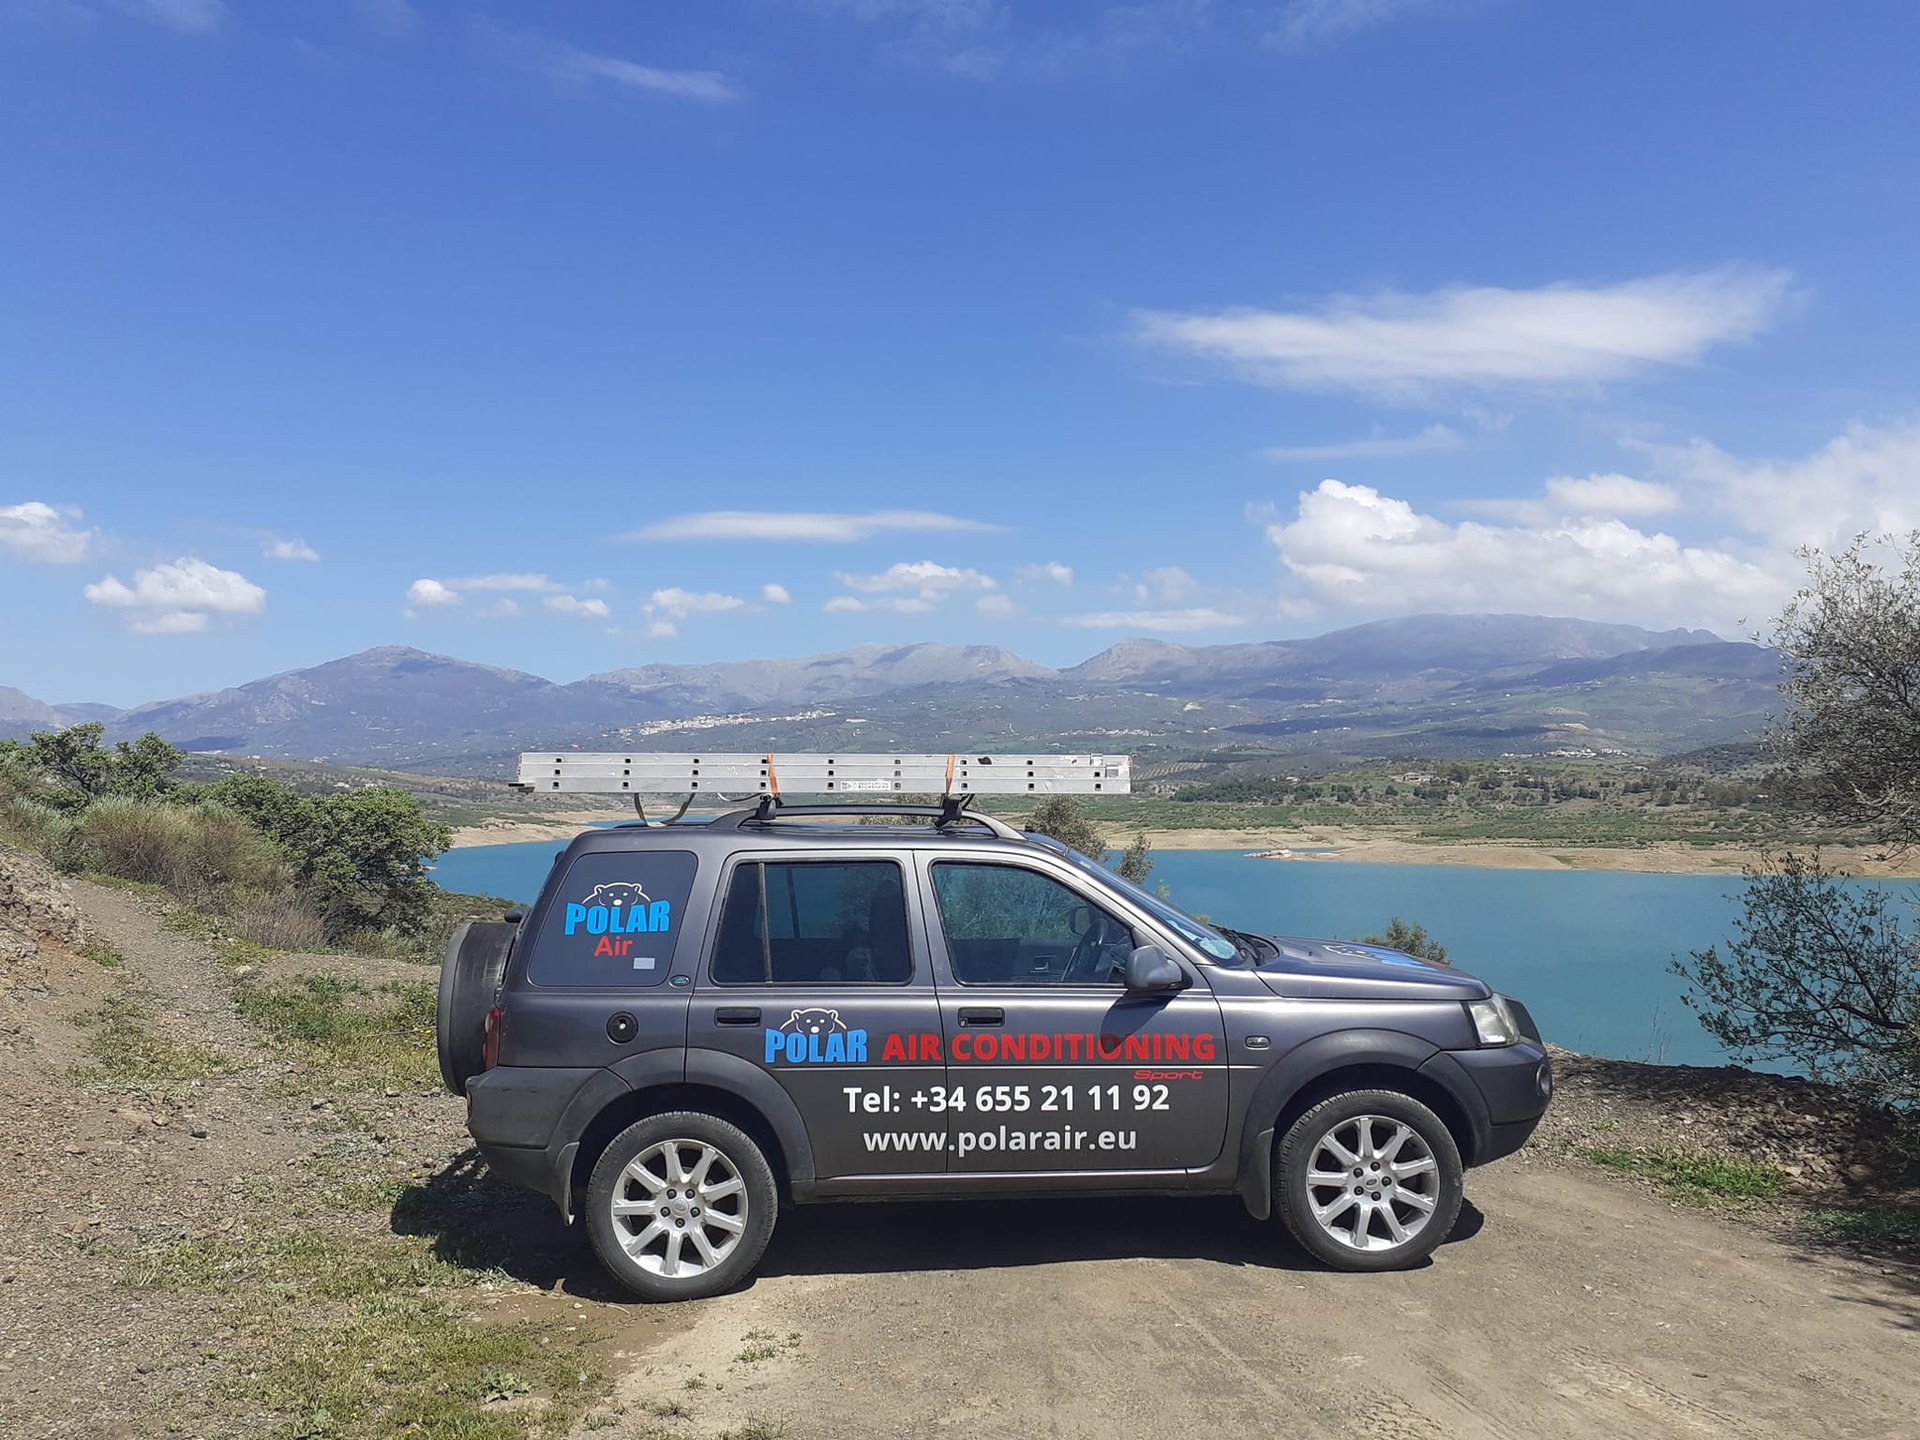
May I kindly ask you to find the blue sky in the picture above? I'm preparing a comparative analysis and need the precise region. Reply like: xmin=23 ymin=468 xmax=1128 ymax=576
xmin=3 ymin=0 xmax=1918 ymax=707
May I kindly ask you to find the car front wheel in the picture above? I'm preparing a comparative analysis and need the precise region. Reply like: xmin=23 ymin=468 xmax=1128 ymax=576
xmin=1275 ymin=1088 xmax=1464 ymax=1271
xmin=585 ymin=1111 xmax=779 ymax=1301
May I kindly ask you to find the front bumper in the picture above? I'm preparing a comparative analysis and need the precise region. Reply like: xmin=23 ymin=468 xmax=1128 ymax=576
xmin=1421 ymin=995 xmax=1553 ymax=1166
xmin=1445 ymin=1040 xmax=1553 ymax=1163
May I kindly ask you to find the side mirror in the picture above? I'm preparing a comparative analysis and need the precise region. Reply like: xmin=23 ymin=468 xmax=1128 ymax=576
xmin=1123 ymin=945 xmax=1183 ymax=992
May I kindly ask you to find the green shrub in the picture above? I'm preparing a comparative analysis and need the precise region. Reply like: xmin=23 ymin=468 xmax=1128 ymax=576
xmin=1360 ymin=917 xmax=1449 ymax=964
xmin=0 ymin=724 xmax=183 ymax=811
xmin=209 ymin=775 xmax=451 ymax=943
xmin=0 ymin=796 xmax=84 ymax=869
xmin=75 ymin=797 xmax=291 ymax=910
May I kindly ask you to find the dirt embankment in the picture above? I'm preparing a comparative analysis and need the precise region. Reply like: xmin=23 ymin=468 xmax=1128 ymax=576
xmin=1 ymin=844 xmax=1916 ymax=1440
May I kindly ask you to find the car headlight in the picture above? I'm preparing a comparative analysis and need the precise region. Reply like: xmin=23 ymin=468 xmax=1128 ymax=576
xmin=1467 ymin=995 xmax=1521 ymax=1047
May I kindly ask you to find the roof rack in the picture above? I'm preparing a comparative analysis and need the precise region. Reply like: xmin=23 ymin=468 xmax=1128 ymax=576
xmin=509 ymin=751 xmax=1131 ymax=826
xmin=712 ymin=800 xmax=1025 ymax=839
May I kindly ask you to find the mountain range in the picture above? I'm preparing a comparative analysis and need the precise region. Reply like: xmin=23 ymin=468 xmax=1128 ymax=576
xmin=2 ymin=614 xmax=1778 ymax=773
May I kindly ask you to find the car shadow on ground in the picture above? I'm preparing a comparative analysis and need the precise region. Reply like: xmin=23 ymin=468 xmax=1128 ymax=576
xmin=758 ymin=1193 xmax=1483 ymax=1280
xmin=391 ymin=1148 xmax=1486 ymax=1300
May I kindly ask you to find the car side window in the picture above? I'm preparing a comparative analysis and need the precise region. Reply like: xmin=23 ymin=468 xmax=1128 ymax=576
xmin=524 ymin=849 xmax=697 ymax=987
xmin=930 ymin=862 xmax=1136 ymax=986
xmin=710 ymin=861 xmax=914 ymax=985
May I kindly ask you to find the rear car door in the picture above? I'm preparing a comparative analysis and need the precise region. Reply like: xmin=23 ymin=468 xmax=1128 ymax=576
xmin=918 ymin=855 xmax=1229 ymax=1175
xmin=687 ymin=852 xmax=950 ymax=1179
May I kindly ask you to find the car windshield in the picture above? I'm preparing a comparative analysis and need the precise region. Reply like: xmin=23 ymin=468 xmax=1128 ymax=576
xmin=1048 ymin=843 xmax=1241 ymax=963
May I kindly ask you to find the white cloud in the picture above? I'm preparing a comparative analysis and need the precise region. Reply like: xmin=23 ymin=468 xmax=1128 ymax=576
xmin=473 ymin=18 xmax=741 ymax=103
xmin=403 ymin=572 xmax=613 ymax=616
xmin=647 ymin=619 xmax=678 ymax=638
xmin=976 ymin=592 xmax=1019 ymax=616
xmin=837 ymin=560 xmax=996 ymax=598
xmin=1261 ymin=424 xmax=1463 ymax=463
xmin=761 ymin=582 xmax=792 ymax=605
xmin=1271 ymin=0 xmax=1432 ymax=48
xmin=119 ymin=0 xmax=225 ymax=34
xmin=1014 ymin=561 xmax=1074 ymax=586
xmin=1264 ymin=479 xmax=1779 ymax=633
xmin=545 ymin=594 xmax=611 ymax=619
xmin=1 ymin=501 xmax=97 ymax=563
xmin=263 ymin=536 xmax=320 ymax=562
xmin=824 ymin=595 xmax=936 ymax=615
xmin=1641 ymin=419 xmax=1920 ymax=551
xmin=628 ymin=509 xmax=997 ymax=543
xmin=1061 ymin=607 xmax=1251 ymax=633
xmin=1132 ymin=565 xmax=1197 ymax=604
xmin=1542 ymin=473 xmax=1680 ymax=517
xmin=404 ymin=578 xmax=460 ymax=610
xmin=84 ymin=556 xmax=265 ymax=635
xmin=645 ymin=587 xmax=749 ymax=621
xmin=447 ymin=572 xmax=564 ymax=593
xmin=1135 ymin=268 xmax=1795 ymax=400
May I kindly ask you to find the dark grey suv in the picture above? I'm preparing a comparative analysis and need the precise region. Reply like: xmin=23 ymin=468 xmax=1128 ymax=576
xmin=438 ymin=804 xmax=1552 ymax=1300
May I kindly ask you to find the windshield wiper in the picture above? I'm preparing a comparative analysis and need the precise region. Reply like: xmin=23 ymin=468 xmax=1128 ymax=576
xmin=1218 ymin=926 xmax=1277 ymax=964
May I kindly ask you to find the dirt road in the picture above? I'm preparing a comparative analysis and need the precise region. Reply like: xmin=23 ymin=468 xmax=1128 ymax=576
xmin=594 ymin=1168 xmax=1918 ymax=1439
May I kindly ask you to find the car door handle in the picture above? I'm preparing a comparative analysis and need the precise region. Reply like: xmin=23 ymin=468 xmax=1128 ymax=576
xmin=958 ymin=1007 xmax=1003 ymax=1027
xmin=715 ymin=1007 xmax=762 ymax=1026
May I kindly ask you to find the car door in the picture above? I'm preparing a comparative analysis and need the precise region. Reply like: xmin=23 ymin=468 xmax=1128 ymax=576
xmin=686 ymin=851 xmax=951 ymax=1179
xmin=917 ymin=853 xmax=1229 ymax=1175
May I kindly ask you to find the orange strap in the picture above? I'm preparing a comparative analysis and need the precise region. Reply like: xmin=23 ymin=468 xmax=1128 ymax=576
xmin=764 ymin=753 xmax=780 ymax=800
xmin=943 ymin=753 xmax=955 ymax=798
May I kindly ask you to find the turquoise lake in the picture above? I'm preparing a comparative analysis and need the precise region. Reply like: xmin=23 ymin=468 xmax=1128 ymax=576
xmin=430 ymin=839 xmax=1907 ymax=1069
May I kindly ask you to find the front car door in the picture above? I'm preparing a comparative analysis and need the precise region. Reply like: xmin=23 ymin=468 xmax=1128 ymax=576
xmin=917 ymin=853 xmax=1229 ymax=1175
xmin=687 ymin=851 xmax=951 ymax=1180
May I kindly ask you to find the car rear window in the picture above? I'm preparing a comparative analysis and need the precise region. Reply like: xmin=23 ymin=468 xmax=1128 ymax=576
xmin=709 ymin=860 xmax=913 ymax=985
xmin=525 ymin=849 xmax=698 ymax=987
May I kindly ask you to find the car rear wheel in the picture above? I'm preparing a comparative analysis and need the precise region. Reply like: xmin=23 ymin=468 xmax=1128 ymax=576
xmin=585 ymin=1111 xmax=779 ymax=1302
xmin=1275 ymin=1088 xmax=1464 ymax=1271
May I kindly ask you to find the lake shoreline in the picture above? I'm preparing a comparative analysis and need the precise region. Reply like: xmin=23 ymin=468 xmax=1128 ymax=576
xmin=445 ymin=813 xmax=1920 ymax=877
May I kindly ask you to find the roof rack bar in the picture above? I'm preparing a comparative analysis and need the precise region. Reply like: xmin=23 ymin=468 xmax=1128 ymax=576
xmin=713 ymin=802 xmax=1025 ymax=841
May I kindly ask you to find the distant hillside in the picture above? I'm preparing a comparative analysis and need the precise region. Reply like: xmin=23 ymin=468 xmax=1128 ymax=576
xmin=0 ymin=686 xmax=68 ymax=737
xmin=1068 ymin=614 xmax=1721 ymax=686
xmin=586 ymin=643 xmax=1055 ymax=713
xmin=109 ymin=646 xmax=610 ymax=757
xmin=2 ymin=614 xmax=1779 ymax=769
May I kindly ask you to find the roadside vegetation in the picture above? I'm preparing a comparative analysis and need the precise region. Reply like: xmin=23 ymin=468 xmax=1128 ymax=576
xmin=1580 ymin=1147 xmax=1789 ymax=1203
xmin=0 ymin=722 xmax=479 ymax=960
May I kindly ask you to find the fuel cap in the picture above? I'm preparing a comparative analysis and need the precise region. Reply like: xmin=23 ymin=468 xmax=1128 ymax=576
xmin=606 ymin=1012 xmax=638 ymax=1044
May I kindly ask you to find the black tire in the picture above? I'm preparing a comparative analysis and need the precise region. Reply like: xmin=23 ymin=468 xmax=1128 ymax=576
xmin=585 ymin=1111 xmax=779 ymax=1302
xmin=435 ymin=920 xmax=517 ymax=1094
xmin=1275 ymin=1088 xmax=1464 ymax=1272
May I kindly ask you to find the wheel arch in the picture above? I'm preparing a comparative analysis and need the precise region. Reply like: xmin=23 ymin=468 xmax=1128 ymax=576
xmin=570 ymin=1051 xmax=818 ymax=1207
xmin=1234 ymin=1031 xmax=1489 ymax=1220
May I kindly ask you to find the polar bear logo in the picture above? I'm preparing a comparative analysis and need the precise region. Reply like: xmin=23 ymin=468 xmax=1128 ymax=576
xmin=586 ymin=881 xmax=651 ymax=911
xmin=780 ymin=1008 xmax=845 ymax=1038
